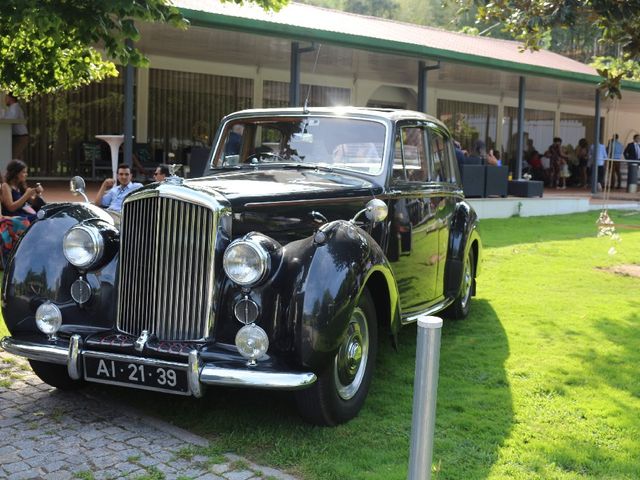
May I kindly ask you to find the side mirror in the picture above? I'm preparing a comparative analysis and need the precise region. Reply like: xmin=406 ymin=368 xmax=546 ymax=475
xmin=350 ymin=198 xmax=388 ymax=224
xmin=70 ymin=176 xmax=89 ymax=202
xmin=364 ymin=198 xmax=388 ymax=223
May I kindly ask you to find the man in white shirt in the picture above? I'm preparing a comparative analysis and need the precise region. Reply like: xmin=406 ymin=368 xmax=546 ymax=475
xmin=590 ymin=141 xmax=607 ymax=191
xmin=2 ymin=93 xmax=29 ymax=159
xmin=95 ymin=164 xmax=143 ymax=212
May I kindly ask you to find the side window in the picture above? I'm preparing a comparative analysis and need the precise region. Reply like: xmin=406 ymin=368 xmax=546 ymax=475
xmin=427 ymin=128 xmax=448 ymax=182
xmin=401 ymin=127 xmax=429 ymax=182
xmin=392 ymin=133 xmax=405 ymax=181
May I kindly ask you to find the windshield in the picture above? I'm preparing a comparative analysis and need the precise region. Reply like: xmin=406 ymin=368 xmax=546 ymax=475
xmin=213 ymin=116 xmax=386 ymax=175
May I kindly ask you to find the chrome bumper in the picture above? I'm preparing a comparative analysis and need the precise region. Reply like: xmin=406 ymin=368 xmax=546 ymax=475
xmin=1 ymin=336 xmax=316 ymax=396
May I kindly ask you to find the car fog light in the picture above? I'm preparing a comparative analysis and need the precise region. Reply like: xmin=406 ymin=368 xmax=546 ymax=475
xmin=71 ymin=278 xmax=92 ymax=304
xmin=235 ymin=324 xmax=269 ymax=366
xmin=35 ymin=302 xmax=62 ymax=340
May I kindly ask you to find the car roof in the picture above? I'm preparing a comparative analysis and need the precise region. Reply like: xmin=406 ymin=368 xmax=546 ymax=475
xmin=224 ymin=107 xmax=448 ymax=130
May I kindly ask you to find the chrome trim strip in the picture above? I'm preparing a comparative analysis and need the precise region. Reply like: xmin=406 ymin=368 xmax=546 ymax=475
xmin=401 ymin=297 xmax=454 ymax=325
xmin=199 ymin=365 xmax=316 ymax=390
xmin=67 ymin=335 xmax=82 ymax=380
xmin=244 ymin=196 xmax=374 ymax=209
xmin=188 ymin=350 xmax=203 ymax=398
xmin=1 ymin=337 xmax=67 ymax=365
xmin=243 ymin=188 xmax=463 ymax=210
xmin=379 ymin=189 xmax=463 ymax=200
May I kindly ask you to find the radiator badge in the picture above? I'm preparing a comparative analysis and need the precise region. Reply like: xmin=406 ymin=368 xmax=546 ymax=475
xmin=135 ymin=330 xmax=150 ymax=352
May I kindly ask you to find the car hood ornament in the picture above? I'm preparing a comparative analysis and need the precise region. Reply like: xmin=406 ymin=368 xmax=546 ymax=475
xmin=167 ymin=163 xmax=184 ymax=185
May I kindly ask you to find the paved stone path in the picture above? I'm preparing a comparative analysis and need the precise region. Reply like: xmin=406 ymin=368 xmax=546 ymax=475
xmin=0 ymin=350 xmax=299 ymax=480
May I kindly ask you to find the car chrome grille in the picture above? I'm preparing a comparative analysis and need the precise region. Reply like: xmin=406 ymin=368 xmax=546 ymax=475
xmin=117 ymin=195 xmax=216 ymax=341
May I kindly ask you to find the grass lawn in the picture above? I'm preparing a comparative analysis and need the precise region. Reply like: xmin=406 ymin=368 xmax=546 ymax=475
xmin=2 ymin=210 xmax=640 ymax=479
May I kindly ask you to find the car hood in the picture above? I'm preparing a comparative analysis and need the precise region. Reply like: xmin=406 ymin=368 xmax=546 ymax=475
xmin=183 ymin=168 xmax=380 ymax=209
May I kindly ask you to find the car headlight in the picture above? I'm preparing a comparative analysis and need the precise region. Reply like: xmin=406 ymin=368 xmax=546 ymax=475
xmin=223 ymin=239 xmax=270 ymax=287
xmin=63 ymin=225 xmax=104 ymax=268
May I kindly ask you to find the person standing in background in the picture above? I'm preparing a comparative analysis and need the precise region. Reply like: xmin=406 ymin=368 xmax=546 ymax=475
xmin=545 ymin=137 xmax=568 ymax=189
xmin=623 ymin=134 xmax=640 ymax=161
xmin=575 ymin=138 xmax=589 ymax=188
xmin=590 ymin=140 xmax=607 ymax=191
xmin=607 ymin=134 xmax=623 ymax=189
xmin=1 ymin=93 xmax=28 ymax=159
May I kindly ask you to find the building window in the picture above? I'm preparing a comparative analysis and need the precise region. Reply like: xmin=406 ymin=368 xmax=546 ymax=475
xmin=263 ymin=81 xmax=350 ymax=108
xmin=437 ymin=99 xmax=497 ymax=156
xmin=22 ymin=68 xmax=125 ymax=177
xmin=148 ymin=69 xmax=253 ymax=165
xmin=503 ymin=107 xmax=555 ymax=167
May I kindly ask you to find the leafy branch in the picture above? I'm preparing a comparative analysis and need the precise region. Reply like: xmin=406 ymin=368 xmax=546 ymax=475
xmin=0 ymin=0 xmax=288 ymax=99
xmin=452 ymin=0 xmax=640 ymax=98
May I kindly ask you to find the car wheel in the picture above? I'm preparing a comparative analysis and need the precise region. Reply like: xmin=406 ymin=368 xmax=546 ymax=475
xmin=28 ymin=360 xmax=84 ymax=390
xmin=445 ymin=247 xmax=475 ymax=320
xmin=295 ymin=288 xmax=378 ymax=426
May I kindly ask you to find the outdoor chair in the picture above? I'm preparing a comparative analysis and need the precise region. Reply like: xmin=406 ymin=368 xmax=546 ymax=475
xmin=484 ymin=165 xmax=509 ymax=197
xmin=459 ymin=164 xmax=486 ymax=197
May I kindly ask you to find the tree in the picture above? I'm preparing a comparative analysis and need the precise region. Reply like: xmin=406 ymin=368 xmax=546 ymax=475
xmin=297 ymin=0 xmax=398 ymax=18
xmin=452 ymin=1 xmax=640 ymax=98
xmin=0 ymin=0 xmax=288 ymax=99
xmin=343 ymin=0 xmax=399 ymax=19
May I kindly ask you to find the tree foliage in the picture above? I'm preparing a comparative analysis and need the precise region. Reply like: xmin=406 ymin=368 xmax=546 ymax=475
xmin=0 ymin=0 xmax=288 ymax=99
xmin=298 ymin=0 xmax=400 ymax=19
xmin=453 ymin=0 xmax=640 ymax=98
xmin=343 ymin=0 xmax=399 ymax=19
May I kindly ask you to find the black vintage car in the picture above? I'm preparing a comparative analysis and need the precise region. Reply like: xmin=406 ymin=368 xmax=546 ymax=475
xmin=2 ymin=108 xmax=481 ymax=425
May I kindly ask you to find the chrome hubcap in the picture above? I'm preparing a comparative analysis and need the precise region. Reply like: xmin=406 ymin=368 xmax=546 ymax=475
xmin=460 ymin=252 xmax=473 ymax=309
xmin=334 ymin=306 xmax=369 ymax=400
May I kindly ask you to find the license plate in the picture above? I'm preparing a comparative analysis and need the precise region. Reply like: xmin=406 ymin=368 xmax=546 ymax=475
xmin=83 ymin=353 xmax=190 ymax=395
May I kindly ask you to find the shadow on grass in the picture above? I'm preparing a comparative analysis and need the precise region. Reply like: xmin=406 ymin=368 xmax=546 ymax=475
xmin=83 ymin=298 xmax=512 ymax=480
xmin=480 ymin=210 xmax=640 ymax=249
xmin=431 ymin=299 xmax=514 ymax=479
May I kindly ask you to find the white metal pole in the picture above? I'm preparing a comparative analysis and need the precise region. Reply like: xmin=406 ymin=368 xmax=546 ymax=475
xmin=408 ymin=315 xmax=443 ymax=480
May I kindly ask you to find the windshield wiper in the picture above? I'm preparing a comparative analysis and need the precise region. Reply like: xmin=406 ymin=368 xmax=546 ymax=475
xmin=282 ymin=163 xmax=333 ymax=172
xmin=213 ymin=164 xmax=253 ymax=170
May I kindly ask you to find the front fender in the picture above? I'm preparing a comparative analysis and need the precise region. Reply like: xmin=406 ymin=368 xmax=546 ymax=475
xmin=444 ymin=201 xmax=482 ymax=298
xmin=285 ymin=220 xmax=398 ymax=371
xmin=2 ymin=202 xmax=119 ymax=336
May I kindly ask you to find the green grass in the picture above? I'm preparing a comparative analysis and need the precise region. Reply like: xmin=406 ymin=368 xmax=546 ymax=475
xmin=0 ymin=305 xmax=7 ymax=338
xmin=2 ymin=210 xmax=640 ymax=479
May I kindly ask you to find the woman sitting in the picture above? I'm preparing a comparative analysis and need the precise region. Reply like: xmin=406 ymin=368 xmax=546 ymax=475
xmin=1 ymin=160 xmax=45 ymax=222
